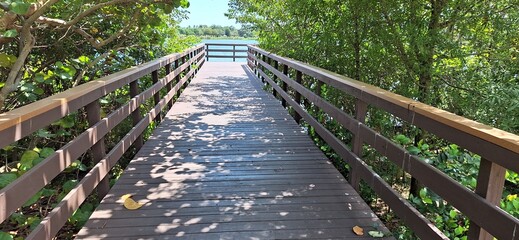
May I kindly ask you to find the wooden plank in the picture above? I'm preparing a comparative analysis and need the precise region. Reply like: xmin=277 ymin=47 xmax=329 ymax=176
xmin=78 ymin=62 xmax=391 ymax=239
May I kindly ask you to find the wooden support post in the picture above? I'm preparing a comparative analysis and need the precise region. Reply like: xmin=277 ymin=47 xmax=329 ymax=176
xmin=294 ymin=70 xmax=302 ymax=124
xmin=206 ymin=45 xmax=209 ymax=61
xmin=282 ymin=65 xmax=288 ymax=108
xmin=175 ymin=59 xmax=181 ymax=99
xmin=129 ymin=81 xmax=143 ymax=150
xmin=165 ymin=63 xmax=173 ymax=109
xmin=273 ymin=60 xmax=279 ymax=99
xmin=261 ymin=55 xmax=266 ymax=83
xmin=314 ymin=80 xmax=323 ymax=116
xmin=233 ymin=45 xmax=236 ymax=62
xmin=151 ymin=70 xmax=162 ymax=123
xmin=468 ymin=159 xmax=506 ymax=240
xmin=350 ymin=99 xmax=368 ymax=190
xmin=85 ymin=100 xmax=110 ymax=199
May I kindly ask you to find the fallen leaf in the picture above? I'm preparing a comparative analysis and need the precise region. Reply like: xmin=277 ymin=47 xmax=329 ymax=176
xmin=368 ymin=230 xmax=384 ymax=238
xmin=120 ymin=194 xmax=132 ymax=201
xmin=123 ymin=196 xmax=143 ymax=210
xmin=352 ymin=225 xmax=364 ymax=236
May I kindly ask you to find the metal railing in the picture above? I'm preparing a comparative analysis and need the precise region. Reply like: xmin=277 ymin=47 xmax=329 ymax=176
xmin=205 ymin=43 xmax=249 ymax=62
xmin=248 ymin=45 xmax=519 ymax=240
xmin=0 ymin=44 xmax=206 ymax=239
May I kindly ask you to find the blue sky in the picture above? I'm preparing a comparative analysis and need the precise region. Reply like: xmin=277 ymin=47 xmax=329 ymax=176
xmin=179 ymin=0 xmax=241 ymax=28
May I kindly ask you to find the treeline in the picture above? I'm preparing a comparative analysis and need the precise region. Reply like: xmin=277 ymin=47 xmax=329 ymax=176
xmin=228 ymin=0 xmax=519 ymax=239
xmin=179 ymin=25 xmax=255 ymax=38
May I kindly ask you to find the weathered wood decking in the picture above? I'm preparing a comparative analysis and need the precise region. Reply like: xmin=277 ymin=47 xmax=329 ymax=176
xmin=77 ymin=62 xmax=390 ymax=239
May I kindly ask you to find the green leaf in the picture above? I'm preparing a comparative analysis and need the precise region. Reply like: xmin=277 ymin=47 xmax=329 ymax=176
xmin=10 ymin=1 xmax=30 ymax=15
xmin=454 ymin=226 xmax=464 ymax=235
xmin=0 ymin=173 xmax=18 ymax=188
xmin=23 ymin=190 xmax=42 ymax=207
xmin=449 ymin=210 xmax=458 ymax=218
xmin=0 ymin=231 xmax=13 ymax=240
xmin=39 ymin=147 xmax=55 ymax=158
xmin=35 ymin=73 xmax=45 ymax=83
xmin=41 ymin=188 xmax=56 ymax=197
xmin=0 ymin=53 xmax=17 ymax=68
xmin=27 ymin=216 xmax=41 ymax=230
xmin=78 ymin=56 xmax=90 ymax=63
xmin=36 ymin=129 xmax=55 ymax=138
xmin=3 ymin=29 xmax=18 ymax=38
xmin=368 ymin=231 xmax=384 ymax=238
xmin=406 ymin=146 xmax=421 ymax=155
xmin=34 ymin=87 xmax=44 ymax=95
xmin=10 ymin=212 xmax=26 ymax=225
xmin=19 ymin=150 xmax=39 ymax=171
xmin=63 ymin=179 xmax=78 ymax=193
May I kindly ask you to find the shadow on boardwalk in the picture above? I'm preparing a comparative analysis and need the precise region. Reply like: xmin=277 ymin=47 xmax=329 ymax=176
xmin=77 ymin=63 xmax=391 ymax=239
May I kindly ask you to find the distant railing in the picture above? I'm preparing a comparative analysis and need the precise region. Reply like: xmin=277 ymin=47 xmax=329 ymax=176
xmin=0 ymin=44 xmax=206 ymax=239
xmin=205 ymin=43 xmax=249 ymax=62
xmin=248 ymin=45 xmax=519 ymax=240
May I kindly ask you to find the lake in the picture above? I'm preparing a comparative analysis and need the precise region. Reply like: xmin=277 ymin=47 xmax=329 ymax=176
xmin=202 ymin=39 xmax=258 ymax=62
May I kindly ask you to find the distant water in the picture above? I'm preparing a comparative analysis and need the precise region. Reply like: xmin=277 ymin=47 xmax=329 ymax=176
xmin=202 ymin=39 xmax=258 ymax=62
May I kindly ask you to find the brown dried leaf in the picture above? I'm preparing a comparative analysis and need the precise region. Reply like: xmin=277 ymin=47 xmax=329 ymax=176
xmin=353 ymin=225 xmax=364 ymax=236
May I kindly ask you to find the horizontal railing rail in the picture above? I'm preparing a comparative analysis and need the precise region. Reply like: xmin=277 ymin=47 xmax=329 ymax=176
xmin=0 ymin=44 xmax=206 ymax=239
xmin=205 ymin=43 xmax=249 ymax=62
xmin=248 ymin=45 xmax=519 ymax=240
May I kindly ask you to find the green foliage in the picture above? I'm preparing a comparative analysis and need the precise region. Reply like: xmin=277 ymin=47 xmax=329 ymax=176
xmin=0 ymin=231 xmax=13 ymax=240
xmin=179 ymin=25 xmax=256 ymax=38
xmin=0 ymin=173 xmax=17 ymax=188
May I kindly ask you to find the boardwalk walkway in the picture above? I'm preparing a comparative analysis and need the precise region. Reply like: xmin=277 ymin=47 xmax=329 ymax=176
xmin=77 ymin=62 xmax=390 ymax=239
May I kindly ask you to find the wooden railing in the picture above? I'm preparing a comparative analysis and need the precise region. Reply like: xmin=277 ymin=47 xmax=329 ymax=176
xmin=205 ymin=43 xmax=249 ymax=62
xmin=248 ymin=46 xmax=519 ymax=240
xmin=0 ymin=44 xmax=206 ymax=239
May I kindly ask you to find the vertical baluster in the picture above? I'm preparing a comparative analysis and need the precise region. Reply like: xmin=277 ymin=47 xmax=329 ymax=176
xmin=85 ymin=100 xmax=110 ymax=198
xmin=468 ymin=159 xmax=506 ymax=240
xmin=233 ymin=45 xmax=236 ymax=62
xmin=129 ymin=80 xmax=144 ymax=150
xmin=175 ymin=58 xmax=181 ymax=99
xmin=350 ymin=99 xmax=368 ymax=190
xmin=294 ymin=70 xmax=302 ymax=124
xmin=151 ymin=70 xmax=162 ymax=123
xmin=260 ymin=55 xmax=266 ymax=83
xmin=272 ymin=60 xmax=279 ymax=98
xmin=165 ymin=63 xmax=173 ymax=109
xmin=282 ymin=65 xmax=288 ymax=108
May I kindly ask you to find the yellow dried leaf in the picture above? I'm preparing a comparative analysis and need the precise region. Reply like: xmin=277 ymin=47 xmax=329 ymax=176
xmin=120 ymin=194 xmax=132 ymax=201
xmin=353 ymin=225 xmax=364 ymax=236
xmin=123 ymin=197 xmax=143 ymax=210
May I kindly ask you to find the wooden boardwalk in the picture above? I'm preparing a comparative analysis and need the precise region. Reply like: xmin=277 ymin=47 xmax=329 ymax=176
xmin=77 ymin=62 xmax=391 ymax=239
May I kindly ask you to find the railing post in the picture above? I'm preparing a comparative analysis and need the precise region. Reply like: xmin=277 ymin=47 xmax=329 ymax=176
xmin=175 ymin=58 xmax=181 ymax=99
xmin=261 ymin=55 xmax=266 ymax=83
xmin=294 ymin=70 xmax=302 ymax=124
xmin=272 ymin=60 xmax=279 ymax=99
xmin=205 ymin=44 xmax=209 ymax=61
xmin=129 ymin=81 xmax=144 ymax=150
xmin=468 ymin=159 xmax=506 ymax=240
xmin=85 ymin=100 xmax=110 ymax=199
xmin=282 ymin=65 xmax=288 ymax=108
xmin=350 ymin=99 xmax=368 ymax=190
xmin=151 ymin=70 xmax=162 ymax=123
xmin=233 ymin=45 xmax=236 ymax=62
xmin=165 ymin=63 xmax=173 ymax=109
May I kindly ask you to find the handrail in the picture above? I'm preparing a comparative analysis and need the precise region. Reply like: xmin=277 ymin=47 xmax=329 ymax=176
xmin=205 ymin=43 xmax=249 ymax=62
xmin=0 ymin=44 xmax=206 ymax=239
xmin=248 ymin=45 xmax=519 ymax=240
